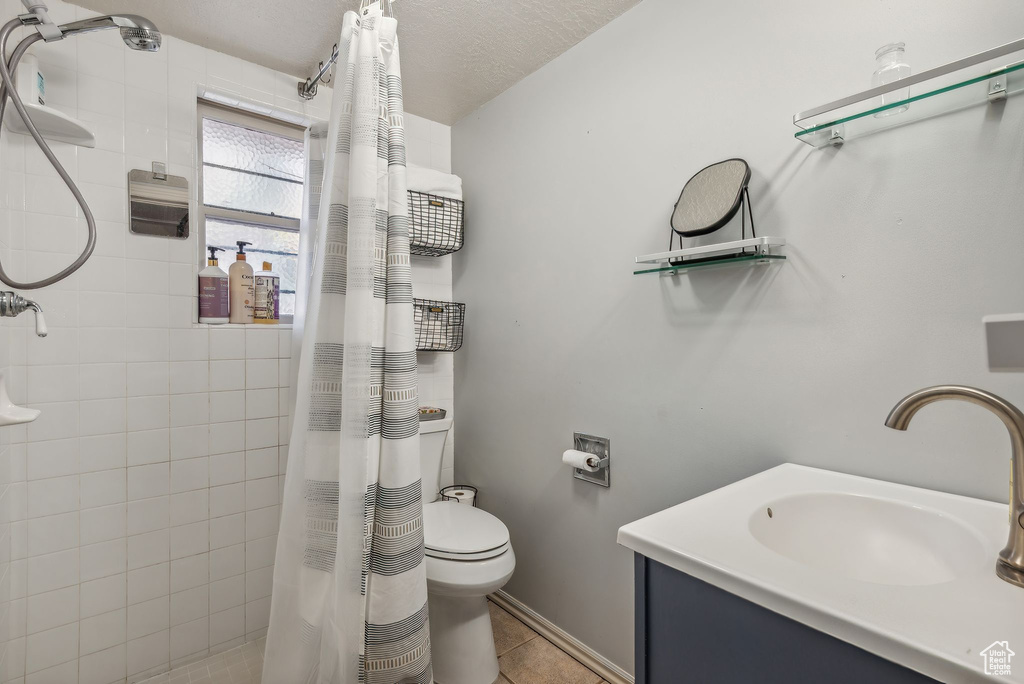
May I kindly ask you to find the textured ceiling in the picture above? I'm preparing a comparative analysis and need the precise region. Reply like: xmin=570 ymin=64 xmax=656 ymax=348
xmin=68 ymin=0 xmax=642 ymax=124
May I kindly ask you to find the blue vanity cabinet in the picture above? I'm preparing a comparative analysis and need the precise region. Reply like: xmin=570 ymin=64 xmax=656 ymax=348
xmin=633 ymin=554 xmax=940 ymax=684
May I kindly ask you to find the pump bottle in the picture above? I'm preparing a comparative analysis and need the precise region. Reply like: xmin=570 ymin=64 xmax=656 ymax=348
xmin=229 ymin=241 xmax=254 ymax=324
xmin=199 ymin=246 xmax=229 ymax=324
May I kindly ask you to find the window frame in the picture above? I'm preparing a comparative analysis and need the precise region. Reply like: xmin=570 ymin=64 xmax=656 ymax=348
xmin=196 ymin=100 xmax=307 ymax=324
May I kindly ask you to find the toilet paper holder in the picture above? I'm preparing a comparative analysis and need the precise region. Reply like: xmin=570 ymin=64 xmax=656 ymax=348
xmin=573 ymin=432 xmax=610 ymax=488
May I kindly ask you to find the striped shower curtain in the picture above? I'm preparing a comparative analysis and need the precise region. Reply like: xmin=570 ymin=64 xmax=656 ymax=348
xmin=263 ymin=3 xmax=430 ymax=682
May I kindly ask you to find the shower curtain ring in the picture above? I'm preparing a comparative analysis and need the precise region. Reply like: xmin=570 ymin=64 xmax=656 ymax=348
xmin=359 ymin=0 xmax=395 ymax=17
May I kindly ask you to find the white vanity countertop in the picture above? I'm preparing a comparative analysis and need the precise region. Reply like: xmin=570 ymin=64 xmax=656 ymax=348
xmin=617 ymin=464 xmax=1024 ymax=683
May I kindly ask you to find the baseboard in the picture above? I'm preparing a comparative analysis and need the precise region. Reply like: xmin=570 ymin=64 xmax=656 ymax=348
xmin=489 ymin=590 xmax=633 ymax=684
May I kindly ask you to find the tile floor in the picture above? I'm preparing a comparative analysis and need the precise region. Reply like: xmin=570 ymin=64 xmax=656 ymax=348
xmin=139 ymin=601 xmax=606 ymax=684
xmin=490 ymin=600 xmax=608 ymax=684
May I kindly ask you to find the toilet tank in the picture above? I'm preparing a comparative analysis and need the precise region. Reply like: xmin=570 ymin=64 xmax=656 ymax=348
xmin=419 ymin=416 xmax=452 ymax=503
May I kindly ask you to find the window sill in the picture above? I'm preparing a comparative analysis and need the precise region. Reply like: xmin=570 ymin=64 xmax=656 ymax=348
xmin=192 ymin=322 xmax=294 ymax=330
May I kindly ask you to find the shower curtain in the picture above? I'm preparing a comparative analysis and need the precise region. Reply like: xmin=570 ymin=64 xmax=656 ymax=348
xmin=264 ymin=3 xmax=431 ymax=683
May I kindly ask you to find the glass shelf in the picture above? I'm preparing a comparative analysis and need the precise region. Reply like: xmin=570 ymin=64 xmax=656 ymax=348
xmin=634 ymin=236 xmax=786 ymax=276
xmin=634 ymin=253 xmax=786 ymax=276
xmin=794 ymin=38 xmax=1024 ymax=147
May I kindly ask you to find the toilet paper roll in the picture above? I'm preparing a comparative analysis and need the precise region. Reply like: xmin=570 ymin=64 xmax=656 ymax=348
xmin=443 ymin=488 xmax=476 ymax=506
xmin=563 ymin=449 xmax=599 ymax=472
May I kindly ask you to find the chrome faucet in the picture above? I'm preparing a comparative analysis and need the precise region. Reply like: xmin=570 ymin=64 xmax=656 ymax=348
xmin=0 ymin=290 xmax=46 ymax=337
xmin=885 ymin=385 xmax=1024 ymax=589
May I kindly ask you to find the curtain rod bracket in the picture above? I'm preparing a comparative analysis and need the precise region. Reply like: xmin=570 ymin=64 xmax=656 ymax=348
xmin=298 ymin=43 xmax=338 ymax=100
xmin=299 ymin=0 xmax=395 ymax=100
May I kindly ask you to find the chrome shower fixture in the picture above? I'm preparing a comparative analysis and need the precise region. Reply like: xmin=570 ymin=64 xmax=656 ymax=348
xmin=0 ymin=291 xmax=46 ymax=337
xmin=19 ymin=1 xmax=161 ymax=49
xmin=55 ymin=14 xmax=161 ymax=51
xmin=0 ymin=2 xmax=161 ymax=290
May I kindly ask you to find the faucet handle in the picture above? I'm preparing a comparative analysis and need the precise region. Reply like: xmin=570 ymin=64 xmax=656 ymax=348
xmin=0 ymin=291 xmax=47 ymax=337
xmin=31 ymin=308 xmax=46 ymax=337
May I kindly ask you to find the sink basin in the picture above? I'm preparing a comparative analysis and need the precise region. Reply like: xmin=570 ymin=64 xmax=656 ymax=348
xmin=618 ymin=464 xmax=1024 ymax=683
xmin=749 ymin=492 xmax=987 ymax=586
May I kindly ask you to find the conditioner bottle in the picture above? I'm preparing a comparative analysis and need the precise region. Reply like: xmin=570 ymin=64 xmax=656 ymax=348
xmin=228 ymin=241 xmax=254 ymax=324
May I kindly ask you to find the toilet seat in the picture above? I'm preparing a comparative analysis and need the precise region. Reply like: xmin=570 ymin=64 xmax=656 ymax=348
xmin=424 ymin=501 xmax=510 ymax=561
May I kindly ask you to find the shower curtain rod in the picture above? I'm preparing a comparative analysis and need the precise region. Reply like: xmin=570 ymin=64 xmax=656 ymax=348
xmin=297 ymin=44 xmax=338 ymax=100
xmin=297 ymin=0 xmax=396 ymax=100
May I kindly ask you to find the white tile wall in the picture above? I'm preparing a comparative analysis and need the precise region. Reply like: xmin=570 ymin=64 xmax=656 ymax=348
xmin=0 ymin=258 xmax=12 ymax=684
xmin=0 ymin=0 xmax=455 ymax=682
xmin=406 ymin=115 xmax=457 ymax=490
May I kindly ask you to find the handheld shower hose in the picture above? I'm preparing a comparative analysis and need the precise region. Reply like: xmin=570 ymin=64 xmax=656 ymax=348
xmin=0 ymin=12 xmax=160 ymax=290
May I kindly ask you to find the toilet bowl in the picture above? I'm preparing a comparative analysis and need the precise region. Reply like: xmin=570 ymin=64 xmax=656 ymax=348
xmin=426 ymin=501 xmax=515 ymax=684
xmin=419 ymin=417 xmax=516 ymax=684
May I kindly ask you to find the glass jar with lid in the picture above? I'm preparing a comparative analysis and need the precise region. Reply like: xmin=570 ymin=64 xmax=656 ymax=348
xmin=873 ymin=42 xmax=911 ymax=117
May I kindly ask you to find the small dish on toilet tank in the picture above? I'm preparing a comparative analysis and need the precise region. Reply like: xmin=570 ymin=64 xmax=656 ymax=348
xmin=420 ymin=407 xmax=447 ymax=421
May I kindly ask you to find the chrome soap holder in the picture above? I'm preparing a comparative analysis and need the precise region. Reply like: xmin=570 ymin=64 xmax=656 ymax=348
xmin=573 ymin=432 xmax=610 ymax=488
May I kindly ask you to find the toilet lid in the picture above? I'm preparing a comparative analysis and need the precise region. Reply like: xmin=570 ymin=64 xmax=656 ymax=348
xmin=424 ymin=502 xmax=510 ymax=560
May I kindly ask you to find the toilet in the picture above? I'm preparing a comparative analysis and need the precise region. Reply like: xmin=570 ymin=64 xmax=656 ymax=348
xmin=420 ymin=417 xmax=515 ymax=684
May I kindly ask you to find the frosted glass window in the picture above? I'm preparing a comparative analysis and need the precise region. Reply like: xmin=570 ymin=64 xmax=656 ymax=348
xmin=203 ymin=164 xmax=302 ymax=219
xmin=202 ymin=118 xmax=304 ymax=219
xmin=207 ymin=219 xmax=299 ymax=316
xmin=200 ymin=106 xmax=305 ymax=320
xmin=202 ymin=118 xmax=304 ymax=181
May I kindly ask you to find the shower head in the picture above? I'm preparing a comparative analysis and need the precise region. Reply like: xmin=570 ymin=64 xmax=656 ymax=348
xmin=56 ymin=14 xmax=161 ymax=51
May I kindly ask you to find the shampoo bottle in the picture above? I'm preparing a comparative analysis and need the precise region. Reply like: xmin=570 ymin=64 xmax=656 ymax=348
xmin=253 ymin=261 xmax=280 ymax=325
xmin=16 ymin=54 xmax=44 ymax=106
xmin=198 ymin=246 xmax=229 ymax=324
xmin=229 ymin=241 xmax=254 ymax=324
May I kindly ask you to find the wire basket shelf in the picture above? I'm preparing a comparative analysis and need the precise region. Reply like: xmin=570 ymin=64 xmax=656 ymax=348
xmin=409 ymin=190 xmax=464 ymax=256
xmin=414 ymin=299 xmax=465 ymax=352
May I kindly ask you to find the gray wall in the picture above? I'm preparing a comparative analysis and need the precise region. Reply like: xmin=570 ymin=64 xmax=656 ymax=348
xmin=451 ymin=0 xmax=1024 ymax=673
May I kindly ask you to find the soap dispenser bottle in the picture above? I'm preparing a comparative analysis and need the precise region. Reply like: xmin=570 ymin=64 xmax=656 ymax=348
xmin=198 ymin=246 xmax=229 ymax=324
xmin=229 ymin=241 xmax=254 ymax=324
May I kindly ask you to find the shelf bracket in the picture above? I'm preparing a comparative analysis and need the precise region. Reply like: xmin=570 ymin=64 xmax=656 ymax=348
xmin=988 ymin=77 xmax=1008 ymax=103
xmin=828 ymin=126 xmax=845 ymax=147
